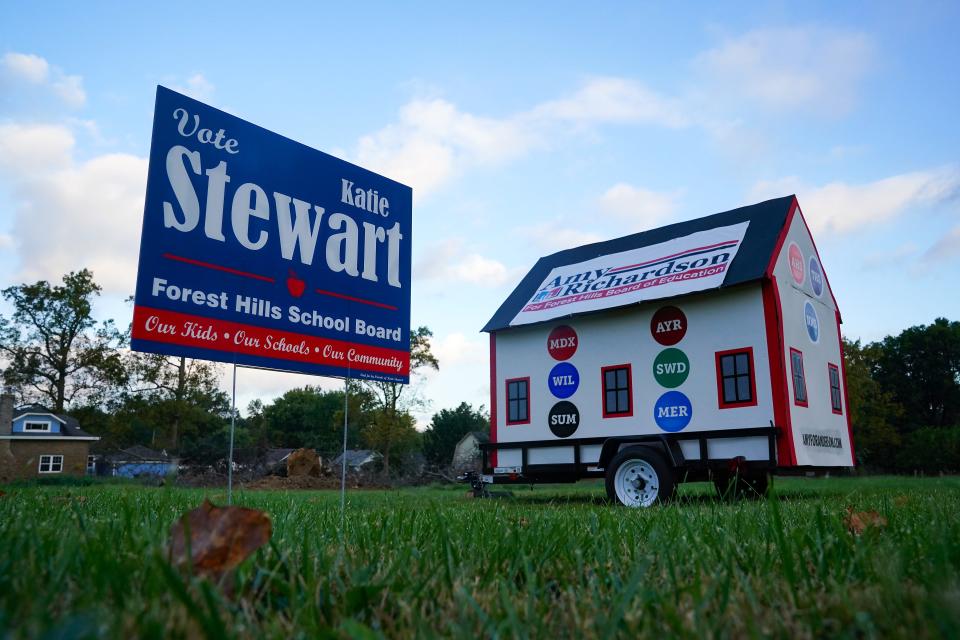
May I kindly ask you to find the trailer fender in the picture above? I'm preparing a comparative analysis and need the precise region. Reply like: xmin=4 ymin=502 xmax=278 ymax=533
xmin=599 ymin=438 xmax=680 ymax=470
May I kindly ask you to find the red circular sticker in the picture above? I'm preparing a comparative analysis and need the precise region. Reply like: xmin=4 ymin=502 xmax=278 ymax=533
xmin=788 ymin=242 xmax=805 ymax=285
xmin=651 ymin=307 xmax=687 ymax=346
xmin=547 ymin=325 xmax=578 ymax=360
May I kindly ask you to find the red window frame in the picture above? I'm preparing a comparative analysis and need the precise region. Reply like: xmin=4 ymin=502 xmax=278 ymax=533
xmin=601 ymin=364 xmax=633 ymax=418
xmin=828 ymin=363 xmax=843 ymax=415
xmin=714 ymin=347 xmax=758 ymax=409
xmin=505 ymin=377 xmax=530 ymax=425
xmin=789 ymin=347 xmax=808 ymax=407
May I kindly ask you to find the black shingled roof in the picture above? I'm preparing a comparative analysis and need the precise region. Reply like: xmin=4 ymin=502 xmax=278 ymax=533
xmin=482 ymin=195 xmax=795 ymax=332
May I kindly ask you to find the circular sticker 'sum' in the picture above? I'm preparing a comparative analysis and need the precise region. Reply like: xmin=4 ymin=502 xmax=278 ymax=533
xmin=548 ymin=401 xmax=580 ymax=438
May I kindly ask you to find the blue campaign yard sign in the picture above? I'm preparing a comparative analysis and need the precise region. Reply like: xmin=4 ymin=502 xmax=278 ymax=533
xmin=131 ymin=86 xmax=412 ymax=382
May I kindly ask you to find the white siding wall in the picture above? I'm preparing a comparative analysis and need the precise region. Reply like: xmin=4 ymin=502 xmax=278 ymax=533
xmin=494 ymin=284 xmax=773 ymax=465
xmin=771 ymin=206 xmax=854 ymax=467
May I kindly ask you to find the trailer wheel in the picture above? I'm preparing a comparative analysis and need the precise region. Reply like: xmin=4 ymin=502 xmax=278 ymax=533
xmin=606 ymin=448 xmax=675 ymax=507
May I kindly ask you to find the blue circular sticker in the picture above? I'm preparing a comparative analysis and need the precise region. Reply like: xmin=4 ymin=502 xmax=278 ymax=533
xmin=653 ymin=391 xmax=692 ymax=432
xmin=548 ymin=362 xmax=580 ymax=399
xmin=804 ymin=300 xmax=820 ymax=343
xmin=809 ymin=257 xmax=824 ymax=298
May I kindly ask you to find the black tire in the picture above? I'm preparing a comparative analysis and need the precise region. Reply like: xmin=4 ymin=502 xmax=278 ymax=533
xmin=713 ymin=471 xmax=771 ymax=500
xmin=605 ymin=447 xmax=675 ymax=507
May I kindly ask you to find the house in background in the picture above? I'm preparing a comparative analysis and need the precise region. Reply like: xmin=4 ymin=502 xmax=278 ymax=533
xmin=100 ymin=445 xmax=178 ymax=478
xmin=452 ymin=432 xmax=489 ymax=472
xmin=332 ymin=449 xmax=382 ymax=471
xmin=0 ymin=394 xmax=100 ymax=481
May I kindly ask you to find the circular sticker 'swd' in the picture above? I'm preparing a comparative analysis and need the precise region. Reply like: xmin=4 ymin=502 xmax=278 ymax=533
xmin=547 ymin=325 xmax=578 ymax=361
xmin=653 ymin=348 xmax=690 ymax=388
xmin=654 ymin=391 xmax=692 ymax=432
xmin=788 ymin=242 xmax=805 ymax=285
xmin=809 ymin=257 xmax=824 ymax=298
xmin=548 ymin=401 xmax=580 ymax=438
xmin=804 ymin=300 xmax=820 ymax=344
xmin=650 ymin=306 xmax=687 ymax=345
xmin=548 ymin=362 xmax=580 ymax=399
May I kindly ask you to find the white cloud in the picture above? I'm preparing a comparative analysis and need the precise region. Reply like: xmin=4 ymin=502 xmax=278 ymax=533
xmin=695 ymin=27 xmax=874 ymax=115
xmin=749 ymin=165 xmax=960 ymax=235
xmin=598 ymin=183 xmax=680 ymax=230
xmin=2 ymin=52 xmax=49 ymax=83
xmin=519 ymin=223 xmax=605 ymax=254
xmin=429 ymin=332 xmax=487 ymax=368
xmin=1 ymin=51 xmax=86 ymax=108
xmin=170 ymin=73 xmax=215 ymax=102
xmin=0 ymin=123 xmax=147 ymax=293
xmin=528 ymin=76 xmax=687 ymax=127
xmin=414 ymin=238 xmax=518 ymax=287
xmin=352 ymin=77 xmax=687 ymax=199
xmin=924 ymin=226 xmax=960 ymax=263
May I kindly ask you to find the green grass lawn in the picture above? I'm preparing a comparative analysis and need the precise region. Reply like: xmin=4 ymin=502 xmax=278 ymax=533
xmin=1 ymin=476 xmax=959 ymax=638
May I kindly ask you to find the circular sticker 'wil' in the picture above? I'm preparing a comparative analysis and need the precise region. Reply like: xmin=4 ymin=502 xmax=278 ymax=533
xmin=548 ymin=362 xmax=580 ymax=399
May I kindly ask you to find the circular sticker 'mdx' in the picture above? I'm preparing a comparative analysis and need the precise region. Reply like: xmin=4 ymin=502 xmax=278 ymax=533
xmin=547 ymin=325 xmax=578 ymax=361
xmin=650 ymin=306 xmax=687 ymax=346
xmin=548 ymin=401 xmax=580 ymax=438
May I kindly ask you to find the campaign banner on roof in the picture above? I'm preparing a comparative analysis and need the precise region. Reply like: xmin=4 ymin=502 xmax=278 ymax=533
xmin=131 ymin=86 xmax=412 ymax=382
xmin=510 ymin=222 xmax=749 ymax=327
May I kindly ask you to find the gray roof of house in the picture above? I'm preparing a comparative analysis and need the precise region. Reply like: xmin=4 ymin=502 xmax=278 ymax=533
xmin=12 ymin=406 xmax=97 ymax=438
xmin=332 ymin=449 xmax=381 ymax=467
xmin=483 ymin=195 xmax=795 ymax=332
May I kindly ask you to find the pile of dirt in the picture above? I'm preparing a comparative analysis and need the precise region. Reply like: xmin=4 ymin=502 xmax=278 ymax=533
xmin=286 ymin=448 xmax=322 ymax=477
xmin=244 ymin=475 xmax=343 ymax=490
xmin=243 ymin=474 xmax=393 ymax=491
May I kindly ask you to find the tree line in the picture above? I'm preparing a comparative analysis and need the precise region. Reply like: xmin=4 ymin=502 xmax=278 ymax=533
xmin=0 ymin=270 xmax=488 ymax=471
xmin=1 ymin=270 xmax=957 ymax=474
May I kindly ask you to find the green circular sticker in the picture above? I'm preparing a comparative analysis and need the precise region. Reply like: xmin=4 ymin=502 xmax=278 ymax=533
xmin=653 ymin=348 xmax=689 ymax=388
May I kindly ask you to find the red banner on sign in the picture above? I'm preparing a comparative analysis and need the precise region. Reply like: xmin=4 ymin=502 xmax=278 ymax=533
xmin=131 ymin=305 xmax=410 ymax=376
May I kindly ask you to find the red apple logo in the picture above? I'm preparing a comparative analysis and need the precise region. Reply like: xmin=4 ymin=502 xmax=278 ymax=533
xmin=286 ymin=269 xmax=306 ymax=298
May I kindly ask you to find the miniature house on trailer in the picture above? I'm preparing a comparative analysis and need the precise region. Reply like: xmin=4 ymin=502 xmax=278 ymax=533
xmin=480 ymin=195 xmax=854 ymax=507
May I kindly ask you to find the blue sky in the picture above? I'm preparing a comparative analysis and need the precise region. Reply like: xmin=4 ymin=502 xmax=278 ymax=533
xmin=1 ymin=1 xmax=958 ymax=421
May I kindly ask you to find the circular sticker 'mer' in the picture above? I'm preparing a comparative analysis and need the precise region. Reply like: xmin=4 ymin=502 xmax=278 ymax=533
xmin=548 ymin=401 xmax=580 ymax=438
xmin=650 ymin=306 xmax=687 ymax=345
xmin=547 ymin=325 xmax=578 ymax=361
xmin=804 ymin=300 xmax=820 ymax=344
xmin=654 ymin=391 xmax=692 ymax=432
xmin=653 ymin=348 xmax=690 ymax=388
xmin=809 ymin=257 xmax=824 ymax=298
xmin=788 ymin=242 xmax=805 ymax=285
xmin=548 ymin=362 xmax=580 ymax=399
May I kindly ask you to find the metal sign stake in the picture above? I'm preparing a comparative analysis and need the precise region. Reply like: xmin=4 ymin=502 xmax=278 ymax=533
xmin=227 ymin=360 xmax=237 ymax=505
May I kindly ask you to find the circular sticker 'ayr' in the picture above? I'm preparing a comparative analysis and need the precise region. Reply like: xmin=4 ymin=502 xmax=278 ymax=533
xmin=654 ymin=391 xmax=692 ymax=432
xmin=788 ymin=242 xmax=805 ymax=285
xmin=650 ymin=306 xmax=687 ymax=346
xmin=548 ymin=362 xmax=580 ymax=399
xmin=547 ymin=325 xmax=578 ymax=361
xmin=548 ymin=401 xmax=580 ymax=438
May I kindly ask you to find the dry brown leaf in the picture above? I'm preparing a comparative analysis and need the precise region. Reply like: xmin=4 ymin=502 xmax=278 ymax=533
xmin=169 ymin=500 xmax=272 ymax=577
xmin=844 ymin=506 xmax=888 ymax=535
xmin=519 ymin=517 xmax=530 ymax=527
xmin=894 ymin=495 xmax=910 ymax=507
